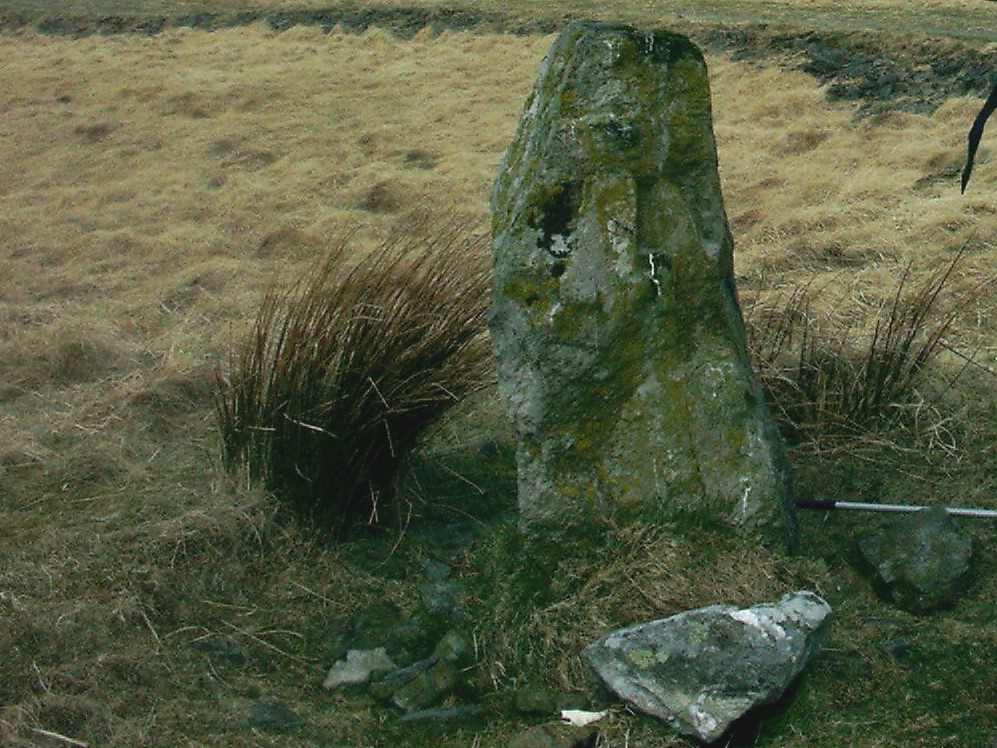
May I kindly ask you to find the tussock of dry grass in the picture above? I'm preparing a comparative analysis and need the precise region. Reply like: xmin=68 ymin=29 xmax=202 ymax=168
xmin=216 ymin=221 xmax=493 ymax=533
xmin=746 ymin=248 xmax=981 ymax=441
xmin=0 ymin=25 xmax=546 ymax=531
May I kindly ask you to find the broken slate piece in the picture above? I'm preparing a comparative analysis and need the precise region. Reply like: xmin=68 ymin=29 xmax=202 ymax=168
xmin=583 ymin=591 xmax=831 ymax=743
xmin=322 ymin=647 xmax=397 ymax=690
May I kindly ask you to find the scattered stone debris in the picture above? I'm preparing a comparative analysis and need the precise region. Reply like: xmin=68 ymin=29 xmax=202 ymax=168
xmin=369 ymin=630 xmax=476 ymax=712
xmin=322 ymin=560 xmax=478 ymax=715
xmin=490 ymin=20 xmax=796 ymax=546
xmin=321 ymin=597 xmax=452 ymax=670
xmin=239 ymin=699 xmax=303 ymax=731
xmin=856 ymin=507 xmax=973 ymax=613
xmin=321 ymin=603 xmax=410 ymax=662
xmin=583 ymin=591 xmax=832 ymax=743
xmin=508 ymin=721 xmax=599 ymax=748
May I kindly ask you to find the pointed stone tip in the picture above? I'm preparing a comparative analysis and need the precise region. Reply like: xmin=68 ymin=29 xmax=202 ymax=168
xmin=557 ymin=19 xmax=704 ymax=67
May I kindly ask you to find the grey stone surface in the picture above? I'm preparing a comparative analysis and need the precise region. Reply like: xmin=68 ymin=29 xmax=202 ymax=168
xmin=857 ymin=507 xmax=973 ymax=613
xmin=419 ymin=577 xmax=465 ymax=618
xmin=507 ymin=722 xmax=598 ymax=748
xmin=490 ymin=20 xmax=795 ymax=546
xmin=322 ymin=648 xmax=397 ymax=690
xmin=583 ymin=591 xmax=831 ymax=742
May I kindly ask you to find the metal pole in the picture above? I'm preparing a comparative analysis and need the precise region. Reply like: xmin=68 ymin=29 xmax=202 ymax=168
xmin=795 ymin=499 xmax=997 ymax=519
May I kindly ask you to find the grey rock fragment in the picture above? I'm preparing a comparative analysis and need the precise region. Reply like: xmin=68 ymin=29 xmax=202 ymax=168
xmin=322 ymin=647 xmax=397 ymax=690
xmin=857 ymin=507 xmax=973 ymax=613
xmin=583 ymin=591 xmax=831 ymax=742
xmin=514 ymin=686 xmax=557 ymax=715
xmin=396 ymin=705 xmax=484 ymax=724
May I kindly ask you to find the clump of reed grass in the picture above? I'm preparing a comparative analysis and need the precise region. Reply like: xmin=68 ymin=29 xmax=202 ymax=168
xmin=746 ymin=250 xmax=969 ymax=442
xmin=215 ymin=221 xmax=493 ymax=536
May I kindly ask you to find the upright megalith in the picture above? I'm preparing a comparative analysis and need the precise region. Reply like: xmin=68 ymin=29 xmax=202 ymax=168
xmin=490 ymin=21 xmax=796 ymax=545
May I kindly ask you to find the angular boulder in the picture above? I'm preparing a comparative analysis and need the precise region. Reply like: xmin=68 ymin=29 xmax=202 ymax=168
xmin=857 ymin=507 xmax=973 ymax=613
xmin=490 ymin=21 xmax=796 ymax=545
xmin=583 ymin=591 xmax=832 ymax=743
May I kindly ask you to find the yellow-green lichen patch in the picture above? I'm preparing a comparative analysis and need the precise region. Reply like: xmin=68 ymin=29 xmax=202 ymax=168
xmin=626 ymin=647 xmax=669 ymax=668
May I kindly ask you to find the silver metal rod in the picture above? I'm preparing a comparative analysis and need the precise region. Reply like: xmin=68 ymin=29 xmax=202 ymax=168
xmin=795 ymin=499 xmax=997 ymax=519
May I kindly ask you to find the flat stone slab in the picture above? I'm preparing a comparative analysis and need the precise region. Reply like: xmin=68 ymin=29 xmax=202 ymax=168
xmin=583 ymin=591 xmax=832 ymax=742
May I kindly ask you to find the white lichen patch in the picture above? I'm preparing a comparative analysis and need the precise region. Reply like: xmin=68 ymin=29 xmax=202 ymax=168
xmin=607 ymin=218 xmax=634 ymax=273
xmin=548 ymin=233 xmax=572 ymax=257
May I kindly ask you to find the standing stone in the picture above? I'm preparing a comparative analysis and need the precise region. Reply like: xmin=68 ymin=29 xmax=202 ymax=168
xmin=582 ymin=592 xmax=832 ymax=743
xmin=490 ymin=21 xmax=795 ymax=544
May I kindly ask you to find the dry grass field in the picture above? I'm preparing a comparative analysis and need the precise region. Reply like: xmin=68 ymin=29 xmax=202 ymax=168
xmin=1 ymin=12 xmax=997 ymax=748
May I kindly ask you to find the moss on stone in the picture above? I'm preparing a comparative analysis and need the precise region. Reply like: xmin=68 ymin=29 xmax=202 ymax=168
xmin=490 ymin=21 xmax=795 ymax=546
